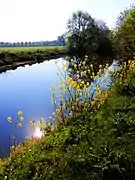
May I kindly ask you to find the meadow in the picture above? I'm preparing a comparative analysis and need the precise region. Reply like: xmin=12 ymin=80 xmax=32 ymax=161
xmin=0 ymin=46 xmax=67 ymax=73
xmin=0 ymin=46 xmax=66 ymax=53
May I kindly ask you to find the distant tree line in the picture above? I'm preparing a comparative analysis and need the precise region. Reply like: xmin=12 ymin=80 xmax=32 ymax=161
xmin=0 ymin=35 xmax=66 ymax=47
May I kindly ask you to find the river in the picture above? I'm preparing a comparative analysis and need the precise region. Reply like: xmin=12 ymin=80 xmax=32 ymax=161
xmin=0 ymin=57 xmax=121 ymax=157
xmin=0 ymin=58 xmax=65 ymax=157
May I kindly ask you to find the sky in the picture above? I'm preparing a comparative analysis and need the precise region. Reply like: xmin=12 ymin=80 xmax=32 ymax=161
xmin=0 ymin=0 xmax=134 ymax=42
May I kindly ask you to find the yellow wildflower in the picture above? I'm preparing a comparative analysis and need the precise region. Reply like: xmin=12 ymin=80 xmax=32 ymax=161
xmin=20 ymin=116 xmax=24 ymax=122
xmin=81 ymin=81 xmax=85 ymax=85
xmin=99 ymin=65 xmax=102 ymax=69
xmin=81 ymin=72 xmax=84 ymax=77
xmin=17 ymin=110 xmax=22 ymax=116
xmin=74 ymin=64 xmax=77 ymax=69
xmin=79 ymin=92 xmax=83 ymax=96
xmin=84 ymin=70 xmax=87 ymax=75
xmin=84 ymin=86 xmax=88 ymax=94
xmin=71 ymin=59 xmax=74 ymax=63
xmin=91 ymin=101 xmax=95 ymax=107
xmin=68 ymin=68 xmax=72 ymax=72
xmin=7 ymin=117 xmax=12 ymax=122
xmin=77 ymin=71 xmax=80 ymax=75
xmin=88 ymin=69 xmax=90 ymax=74
xmin=90 ymin=64 xmax=93 ymax=68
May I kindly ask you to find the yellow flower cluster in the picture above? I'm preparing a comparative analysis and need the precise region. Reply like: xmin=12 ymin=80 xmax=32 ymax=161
xmin=7 ymin=117 xmax=12 ymax=123
xmin=17 ymin=110 xmax=22 ymax=116
xmin=53 ymin=56 xmax=135 ymax=123
xmin=128 ymin=60 xmax=135 ymax=69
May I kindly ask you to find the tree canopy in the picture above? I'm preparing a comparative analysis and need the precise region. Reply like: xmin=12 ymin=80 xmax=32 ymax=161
xmin=66 ymin=10 xmax=114 ymax=62
xmin=114 ymin=5 xmax=135 ymax=60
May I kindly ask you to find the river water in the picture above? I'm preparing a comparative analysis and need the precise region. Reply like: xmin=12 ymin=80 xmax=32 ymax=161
xmin=0 ymin=58 xmax=65 ymax=157
xmin=0 ymin=57 xmax=121 ymax=157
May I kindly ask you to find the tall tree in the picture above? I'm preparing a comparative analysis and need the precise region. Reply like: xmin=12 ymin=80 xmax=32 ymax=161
xmin=114 ymin=5 xmax=135 ymax=60
xmin=67 ymin=10 xmax=100 ymax=56
xmin=67 ymin=10 xmax=114 ymax=62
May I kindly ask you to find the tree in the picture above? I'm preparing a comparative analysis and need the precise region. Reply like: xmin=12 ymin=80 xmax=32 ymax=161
xmin=96 ymin=20 xmax=109 ymax=33
xmin=67 ymin=10 xmax=100 ymax=57
xmin=57 ymin=35 xmax=66 ymax=46
xmin=115 ymin=5 xmax=135 ymax=60
xmin=67 ymin=10 xmax=95 ymax=33
xmin=116 ymin=8 xmax=130 ymax=27
xmin=67 ymin=10 xmax=114 ymax=62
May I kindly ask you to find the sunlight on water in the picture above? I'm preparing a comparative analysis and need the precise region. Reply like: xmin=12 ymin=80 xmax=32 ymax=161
xmin=0 ymin=58 xmax=65 ymax=157
xmin=34 ymin=127 xmax=43 ymax=138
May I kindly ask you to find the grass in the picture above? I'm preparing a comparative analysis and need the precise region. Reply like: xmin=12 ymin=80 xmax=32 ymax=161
xmin=0 ymin=46 xmax=66 ymax=53
xmin=0 ymin=46 xmax=67 ymax=72
xmin=0 ymin=61 xmax=135 ymax=179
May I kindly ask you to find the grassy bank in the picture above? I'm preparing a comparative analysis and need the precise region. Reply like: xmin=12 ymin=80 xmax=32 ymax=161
xmin=0 ymin=61 xmax=135 ymax=179
xmin=0 ymin=46 xmax=67 ymax=72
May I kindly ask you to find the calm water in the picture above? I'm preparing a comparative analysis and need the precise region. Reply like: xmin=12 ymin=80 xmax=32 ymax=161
xmin=0 ymin=57 xmax=121 ymax=157
xmin=0 ymin=58 xmax=64 ymax=157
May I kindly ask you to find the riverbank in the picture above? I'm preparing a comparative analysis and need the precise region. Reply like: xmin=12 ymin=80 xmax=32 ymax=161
xmin=0 ymin=61 xmax=135 ymax=179
xmin=0 ymin=46 xmax=67 ymax=73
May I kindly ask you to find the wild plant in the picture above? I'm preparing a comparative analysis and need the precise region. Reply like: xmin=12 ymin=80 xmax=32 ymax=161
xmin=7 ymin=110 xmax=24 ymax=150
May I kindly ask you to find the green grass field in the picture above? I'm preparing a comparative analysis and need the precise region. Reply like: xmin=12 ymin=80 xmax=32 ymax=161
xmin=0 ymin=46 xmax=66 ymax=53
xmin=0 ymin=46 xmax=67 ymax=69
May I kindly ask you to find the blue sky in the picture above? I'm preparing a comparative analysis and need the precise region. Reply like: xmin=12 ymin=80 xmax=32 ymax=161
xmin=0 ymin=0 xmax=134 ymax=42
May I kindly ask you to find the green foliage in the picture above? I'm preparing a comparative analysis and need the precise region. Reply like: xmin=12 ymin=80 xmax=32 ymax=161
xmin=66 ymin=10 xmax=114 ymax=61
xmin=1 ymin=3 xmax=135 ymax=179
xmin=114 ymin=5 xmax=135 ymax=60
xmin=66 ymin=5 xmax=135 ymax=62
xmin=1 ymin=61 xmax=135 ymax=179
xmin=0 ymin=46 xmax=66 ymax=53
xmin=0 ymin=46 xmax=67 ymax=73
xmin=7 ymin=110 xmax=24 ymax=148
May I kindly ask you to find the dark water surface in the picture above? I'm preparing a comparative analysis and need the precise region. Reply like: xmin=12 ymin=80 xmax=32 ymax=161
xmin=0 ymin=58 xmax=64 ymax=157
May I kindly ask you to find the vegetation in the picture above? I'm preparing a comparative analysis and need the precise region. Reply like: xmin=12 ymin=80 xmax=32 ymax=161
xmin=0 ymin=46 xmax=66 ymax=53
xmin=7 ymin=110 xmax=24 ymax=149
xmin=114 ymin=5 xmax=135 ymax=60
xmin=0 ymin=35 xmax=66 ymax=47
xmin=66 ymin=10 xmax=114 ymax=62
xmin=0 ymin=60 xmax=135 ymax=179
xmin=0 ymin=3 xmax=135 ymax=180
xmin=66 ymin=5 xmax=135 ymax=64
xmin=0 ymin=46 xmax=67 ymax=73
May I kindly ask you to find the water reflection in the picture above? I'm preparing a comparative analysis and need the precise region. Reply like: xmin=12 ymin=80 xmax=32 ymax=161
xmin=34 ymin=127 xmax=43 ymax=138
xmin=0 ymin=58 xmax=64 ymax=157
xmin=89 ymin=60 xmax=121 ymax=99
xmin=0 ymin=58 xmax=121 ymax=157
